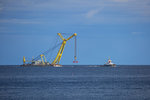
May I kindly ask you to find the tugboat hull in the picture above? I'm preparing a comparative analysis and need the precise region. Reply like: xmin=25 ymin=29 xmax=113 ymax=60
xmin=104 ymin=64 xmax=116 ymax=67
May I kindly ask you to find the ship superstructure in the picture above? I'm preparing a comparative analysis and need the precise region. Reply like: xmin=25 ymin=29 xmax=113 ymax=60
xmin=104 ymin=58 xmax=116 ymax=67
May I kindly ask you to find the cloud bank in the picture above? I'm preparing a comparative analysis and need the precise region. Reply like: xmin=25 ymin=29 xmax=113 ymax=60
xmin=0 ymin=0 xmax=150 ymax=25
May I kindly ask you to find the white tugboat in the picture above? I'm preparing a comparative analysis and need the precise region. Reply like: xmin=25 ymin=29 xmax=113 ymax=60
xmin=104 ymin=58 xmax=116 ymax=67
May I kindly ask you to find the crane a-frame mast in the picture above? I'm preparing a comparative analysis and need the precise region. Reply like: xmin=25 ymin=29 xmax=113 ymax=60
xmin=51 ymin=33 xmax=77 ymax=65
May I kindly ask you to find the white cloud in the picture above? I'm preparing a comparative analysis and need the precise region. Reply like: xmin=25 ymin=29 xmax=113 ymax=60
xmin=132 ymin=32 xmax=143 ymax=35
xmin=85 ymin=9 xmax=100 ymax=18
xmin=0 ymin=19 xmax=41 ymax=24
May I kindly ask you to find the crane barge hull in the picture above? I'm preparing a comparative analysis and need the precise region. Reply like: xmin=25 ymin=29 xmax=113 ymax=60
xmin=21 ymin=64 xmax=62 ymax=67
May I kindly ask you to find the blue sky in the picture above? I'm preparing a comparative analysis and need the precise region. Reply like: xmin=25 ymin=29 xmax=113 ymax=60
xmin=0 ymin=0 xmax=150 ymax=65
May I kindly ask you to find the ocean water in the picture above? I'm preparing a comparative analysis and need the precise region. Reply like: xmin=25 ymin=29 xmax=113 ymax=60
xmin=0 ymin=65 xmax=150 ymax=100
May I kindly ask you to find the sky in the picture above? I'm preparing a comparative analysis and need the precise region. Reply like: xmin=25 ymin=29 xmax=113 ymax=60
xmin=0 ymin=0 xmax=150 ymax=65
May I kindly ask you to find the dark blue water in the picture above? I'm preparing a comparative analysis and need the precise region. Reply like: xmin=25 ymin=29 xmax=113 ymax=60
xmin=0 ymin=65 xmax=150 ymax=100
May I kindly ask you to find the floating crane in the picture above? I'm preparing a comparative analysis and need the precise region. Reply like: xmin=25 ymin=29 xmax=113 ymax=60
xmin=22 ymin=33 xmax=77 ymax=67
xmin=51 ymin=33 xmax=77 ymax=66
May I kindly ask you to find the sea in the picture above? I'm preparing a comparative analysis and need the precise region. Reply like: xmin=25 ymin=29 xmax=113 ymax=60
xmin=0 ymin=65 xmax=150 ymax=100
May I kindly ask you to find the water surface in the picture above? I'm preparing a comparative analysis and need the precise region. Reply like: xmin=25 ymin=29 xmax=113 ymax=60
xmin=0 ymin=65 xmax=150 ymax=100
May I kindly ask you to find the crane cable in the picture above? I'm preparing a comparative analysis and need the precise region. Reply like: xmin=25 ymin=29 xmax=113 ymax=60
xmin=32 ymin=35 xmax=61 ymax=62
xmin=74 ymin=36 xmax=78 ymax=63
xmin=74 ymin=36 xmax=76 ymax=61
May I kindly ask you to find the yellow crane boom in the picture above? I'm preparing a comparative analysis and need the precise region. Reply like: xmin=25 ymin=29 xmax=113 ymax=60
xmin=40 ymin=54 xmax=47 ymax=65
xmin=51 ymin=33 xmax=77 ymax=65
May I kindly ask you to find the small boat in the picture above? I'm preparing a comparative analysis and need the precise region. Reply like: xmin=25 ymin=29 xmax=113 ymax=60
xmin=104 ymin=58 xmax=116 ymax=67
